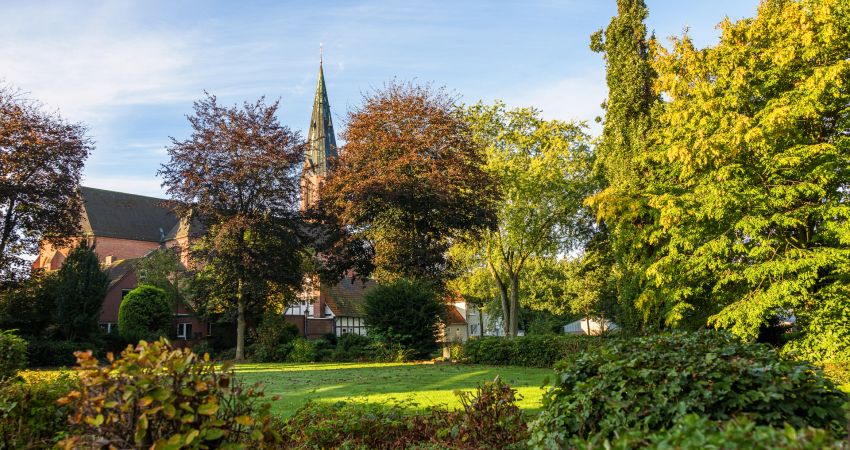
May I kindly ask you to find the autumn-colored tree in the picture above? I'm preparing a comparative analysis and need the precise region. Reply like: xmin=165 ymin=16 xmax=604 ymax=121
xmin=159 ymin=93 xmax=307 ymax=360
xmin=0 ymin=84 xmax=92 ymax=281
xmin=319 ymin=82 xmax=499 ymax=285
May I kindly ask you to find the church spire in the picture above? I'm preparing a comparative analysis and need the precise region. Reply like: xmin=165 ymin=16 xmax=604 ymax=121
xmin=306 ymin=54 xmax=337 ymax=178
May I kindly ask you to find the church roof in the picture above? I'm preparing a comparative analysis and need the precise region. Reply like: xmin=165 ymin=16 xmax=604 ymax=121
xmin=305 ymin=62 xmax=337 ymax=177
xmin=322 ymin=279 xmax=377 ymax=317
xmin=79 ymin=186 xmax=178 ymax=243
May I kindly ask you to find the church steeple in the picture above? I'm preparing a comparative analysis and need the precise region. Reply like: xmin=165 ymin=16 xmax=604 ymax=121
xmin=301 ymin=55 xmax=337 ymax=210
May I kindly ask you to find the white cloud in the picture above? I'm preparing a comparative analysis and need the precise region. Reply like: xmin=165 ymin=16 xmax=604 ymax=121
xmin=505 ymin=72 xmax=607 ymax=135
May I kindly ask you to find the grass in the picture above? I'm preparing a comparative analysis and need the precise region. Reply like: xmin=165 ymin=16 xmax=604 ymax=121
xmin=234 ymin=362 xmax=553 ymax=417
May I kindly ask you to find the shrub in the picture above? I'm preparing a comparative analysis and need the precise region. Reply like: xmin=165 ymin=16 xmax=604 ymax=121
xmin=250 ymin=314 xmax=299 ymax=362
xmin=563 ymin=414 xmax=843 ymax=450
xmin=462 ymin=334 xmax=601 ymax=368
xmin=0 ymin=370 xmax=78 ymax=449
xmin=59 ymin=339 xmax=279 ymax=448
xmin=117 ymin=284 xmax=173 ymax=343
xmin=364 ymin=279 xmax=445 ymax=360
xmin=529 ymin=331 xmax=849 ymax=445
xmin=0 ymin=330 xmax=27 ymax=382
xmin=330 ymin=333 xmax=374 ymax=362
xmin=25 ymin=339 xmax=95 ymax=368
xmin=286 ymin=338 xmax=316 ymax=363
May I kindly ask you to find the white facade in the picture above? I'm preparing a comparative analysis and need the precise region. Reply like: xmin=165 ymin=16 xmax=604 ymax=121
xmin=564 ymin=317 xmax=616 ymax=335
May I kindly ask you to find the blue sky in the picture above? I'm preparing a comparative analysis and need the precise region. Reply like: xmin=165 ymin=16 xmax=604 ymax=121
xmin=2 ymin=0 xmax=760 ymax=197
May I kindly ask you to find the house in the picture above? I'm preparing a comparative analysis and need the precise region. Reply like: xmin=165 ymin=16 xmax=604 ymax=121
xmin=32 ymin=186 xmax=208 ymax=341
xmin=564 ymin=317 xmax=616 ymax=335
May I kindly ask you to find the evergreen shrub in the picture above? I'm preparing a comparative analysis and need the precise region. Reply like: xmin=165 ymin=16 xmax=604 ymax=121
xmin=330 ymin=333 xmax=374 ymax=362
xmin=462 ymin=334 xmax=601 ymax=368
xmin=25 ymin=339 xmax=94 ymax=368
xmin=250 ymin=314 xmax=299 ymax=362
xmin=117 ymin=284 xmax=173 ymax=343
xmin=529 ymin=331 xmax=849 ymax=445
xmin=286 ymin=338 xmax=317 ymax=363
xmin=0 ymin=330 xmax=27 ymax=382
xmin=364 ymin=279 xmax=445 ymax=360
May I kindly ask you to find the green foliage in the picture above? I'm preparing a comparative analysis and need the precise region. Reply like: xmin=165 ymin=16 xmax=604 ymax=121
xmin=530 ymin=332 xmax=849 ymax=445
xmin=53 ymin=241 xmax=109 ymax=341
xmin=364 ymin=279 xmax=445 ymax=359
xmin=60 ymin=339 xmax=279 ymax=449
xmin=0 ymin=270 xmax=57 ymax=337
xmin=557 ymin=414 xmax=842 ymax=450
xmin=462 ymin=335 xmax=602 ymax=368
xmin=0 ymin=371 xmax=78 ymax=449
xmin=286 ymin=338 xmax=317 ymax=363
xmin=330 ymin=333 xmax=375 ymax=362
xmin=0 ymin=330 xmax=27 ymax=382
xmin=280 ymin=377 xmax=528 ymax=450
xmin=249 ymin=314 xmax=299 ymax=362
xmin=135 ymin=247 xmax=184 ymax=305
xmin=117 ymin=284 xmax=173 ymax=343
xmin=25 ymin=339 xmax=94 ymax=368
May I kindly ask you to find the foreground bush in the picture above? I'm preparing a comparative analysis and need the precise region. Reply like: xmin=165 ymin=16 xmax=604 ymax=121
xmin=0 ymin=371 xmax=78 ymax=449
xmin=117 ymin=284 xmax=173 ymax=343
xmin=563 ymin=414 xmax=844 ymax=450
xmin=0 ymin=330 xmax=27 ymax=382
xmin=59 ymin=339 xmax=279 ymax=448
xmin=530 ymin=331 xmax=849 ymax=445
xmin=281 ymin=377 xmax=527 ymax=449
xmin=462 ymin=334 xmax=602 ymax=368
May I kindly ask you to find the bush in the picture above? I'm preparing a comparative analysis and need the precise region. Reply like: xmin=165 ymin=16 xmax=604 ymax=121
xmin=462 ymin=334 xmax=601 ymax=368
xmin=117 ymin=284 xmax=173 ymax=343
xmin=286 ymin=338 xmax=316 ymax=363
xmin=250 ymin=314 xmax=299 ymax=362
xmin=25 ymin=338 xmax=96 ymax=368
xmin=0 ymin=370 xmax=78 ymax=449
xmin=0 ymin=330 xmax=27 ymax=382
xmin=529 ymin=331 xmax=849 ymax=445
xmin=364 ymin=279 xmax=445 ymax=360
xmin=59 ymin=339 xmax=279 ymax=448
xmin=330 ymin=333 xmax=374 ymax=362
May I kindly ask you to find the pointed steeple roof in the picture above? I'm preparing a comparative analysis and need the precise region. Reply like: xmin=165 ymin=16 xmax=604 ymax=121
xmin=306 ymin=61 xmax=337 ymax=177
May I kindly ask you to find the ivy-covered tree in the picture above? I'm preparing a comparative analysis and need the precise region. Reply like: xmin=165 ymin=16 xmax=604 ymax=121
xmin=53 ymin=241 xmax=109 ymax=341
xmin=646 ymin=0 xmax=850 ymax=353
xmin=159 ymin=94 xmax=307 ymax=360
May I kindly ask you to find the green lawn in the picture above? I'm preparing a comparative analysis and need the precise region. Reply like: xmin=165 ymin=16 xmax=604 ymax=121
xmin=234 ymin=362 xmax=554 ymax=417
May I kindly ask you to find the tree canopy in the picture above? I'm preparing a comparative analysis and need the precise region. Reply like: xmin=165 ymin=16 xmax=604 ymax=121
xmin=53 ymin=241 xmax=108 ymax=341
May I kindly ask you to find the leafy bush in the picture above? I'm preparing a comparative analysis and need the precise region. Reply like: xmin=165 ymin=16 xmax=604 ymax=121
xmin=0 ymin=330 xmax=27 ymax=382
xmin=330 ymin=333 xmax=374 ymax=362
xmin=529 ymin=331 xmax=849 ymax=445
xmin=563 ymin=414 xmax=843 ymax=450
xmin=250 ymin=314 xmax=299 ymax=362
xmin=281 ymin=377 xmax=528 ymax=449
xmin=364 ymin=279 xmax=445 ymax=360
xmin=462 ymin=334 xmax=601 ymax=368
xmin=0 ymin=370 xmax=78 ymax=449
xmin=286 ymin=338 xmax=316 ymax=363
xmin=59 ymin=339 xmax=279 ymax=448
xmin=117 ymin=284 xmax=173 ymax=343
xmin=25 ymin=338 xmax=96 ymax=368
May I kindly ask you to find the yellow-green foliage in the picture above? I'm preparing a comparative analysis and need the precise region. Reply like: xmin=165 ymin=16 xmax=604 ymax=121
xmin=0 ymin=370 xmax=78 ymax=449
xmin=58 ymin=339 xmax=279 ymax=449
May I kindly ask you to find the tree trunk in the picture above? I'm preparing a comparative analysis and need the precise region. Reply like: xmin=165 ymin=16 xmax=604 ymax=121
xmin=0 ymin=196 xmax=18 ymax=260
xmin=508 ymin=273 xmax=520 ymax=338
xmin=488 ymin=261 xmax=511 ymax=338
xmin=235 ymin=278 xmax=246 ymax=360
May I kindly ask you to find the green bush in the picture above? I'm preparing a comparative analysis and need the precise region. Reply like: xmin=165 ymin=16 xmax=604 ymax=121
xmin=250 ymin=314 xmax=299 ymax=362
xmin=364 ymin=279 xmax=445 ymax=360
xmin=60 ymin=338 xmax=279 ymax=448
xmin=0 ymin=371 xmax=78 ymax=449
xmin=0 ymin=330 xmax=27 ymax=382
xmin=462 ymin=334 xmax=601 ymax=368
xmin=117 ymin=284 xmax=173 ymax=343
xmin=330 ymin=333 xmax=374 ymax=362
xmin=529 ymin=331 xmax=849 ymax=445
xmin=25 ymin=338 xmax=96 ymax=368
xmin=287 ymin=338 xmax=316 ymax=363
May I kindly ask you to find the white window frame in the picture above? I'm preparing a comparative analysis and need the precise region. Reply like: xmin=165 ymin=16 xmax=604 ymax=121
xmin=177 ymin=322 xmax=192 ymax=340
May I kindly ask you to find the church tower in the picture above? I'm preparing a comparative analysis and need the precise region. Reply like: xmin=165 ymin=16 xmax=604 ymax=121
xmin=300 ymin=57 xmax=337 ymax=211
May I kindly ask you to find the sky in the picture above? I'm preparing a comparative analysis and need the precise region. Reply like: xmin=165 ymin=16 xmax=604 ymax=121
xmin=1 ymin=0 xmax=760 ymax=197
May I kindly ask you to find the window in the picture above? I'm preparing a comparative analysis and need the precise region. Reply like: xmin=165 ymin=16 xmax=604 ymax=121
xmin=177 ymin=323 xmax=192 ymax=340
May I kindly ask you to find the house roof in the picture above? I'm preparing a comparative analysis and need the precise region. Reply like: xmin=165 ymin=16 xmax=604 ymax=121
xmin=164 ymin=214 xmax=206 ymax=241
xmin=106 ymin=258 xmax=137 ymax=288
xmin=322 ymin=279 xmax=377 ymax=317
xmin=80 ymin=186 xmax=178 ymax=243
xmin=446 ymin=306 xmax=467 ymax=325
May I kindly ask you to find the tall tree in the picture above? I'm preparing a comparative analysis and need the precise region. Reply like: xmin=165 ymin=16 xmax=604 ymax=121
xmin=584 ymin=0 xmax=662 ymax=333
xmin=646 ymin=0 xmax=850 ymax=348
xmin=53 ymin=241 xmax=109 ymax=341
xmin=135 ymin=247 xmax=184 ymax=309
xmin=455 ymin=102 xmax=595 ymax=337
xmin=159 ymin=94 xmax=306 ymax=360
xmin=0 ymin=84 xmax=92 ymax=281
xmin=319 ymin=82 xmax=499 ymax=284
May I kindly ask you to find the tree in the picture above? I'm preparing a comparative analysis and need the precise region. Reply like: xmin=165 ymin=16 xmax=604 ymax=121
xmin=584 ymin=0 xmax=662 ymax=333
xmin=319 ymin=82 xmax=499 ymax=284
xmin=0 ymin=84 xmax=92 ymax=281
xmin=363 ymin=278 xmax=446 ymax=359
xmin=159 ymin=93 xmax=307 ymax=360
xmin=53 ymin=241 xmax=108 ymax=341
xmin=117 ymin=284 xmax=172 ymax=343
xmin=645 ymin=0 xmax=850 ymax=348
xmin=135 ymin=247 xmax=184 ymax=309
xmin=0 ymin=269 xmax=57 ymax=337
xmin=455 ymin=102 xmax=596 ymax=337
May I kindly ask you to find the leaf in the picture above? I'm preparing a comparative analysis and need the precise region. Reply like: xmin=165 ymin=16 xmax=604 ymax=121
xmin=197 ymin=402 xmax=219 ymax=416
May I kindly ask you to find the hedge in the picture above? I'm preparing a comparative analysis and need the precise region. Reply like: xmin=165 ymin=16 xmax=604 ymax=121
xmin=461 ymin=334 xmax=602 ymax=368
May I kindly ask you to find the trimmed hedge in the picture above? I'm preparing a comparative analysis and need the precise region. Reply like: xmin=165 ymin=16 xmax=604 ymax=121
xmin=117 ymin=284 xmax=172 ymax=343
xmin=462 ymin=335 xmax=602 ymax=368
xmin=529 ymin=331 xmax=849 ymax=445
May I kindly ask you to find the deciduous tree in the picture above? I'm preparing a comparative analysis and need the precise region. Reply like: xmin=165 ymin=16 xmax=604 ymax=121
xmin=159 ymin=93 xmax=307 ymax=360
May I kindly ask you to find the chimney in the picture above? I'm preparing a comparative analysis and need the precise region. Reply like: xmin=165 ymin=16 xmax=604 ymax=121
xmin=103 ymin=255 xmax=114 ymax=265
